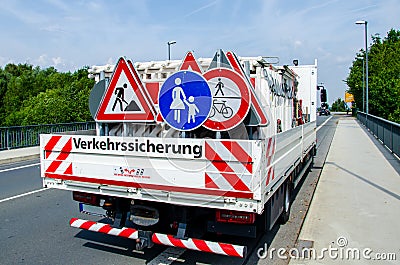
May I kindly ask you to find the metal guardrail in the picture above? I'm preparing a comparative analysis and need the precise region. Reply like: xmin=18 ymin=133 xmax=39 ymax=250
xmin=0 ymin=122 xmax=96 ymax=151
xmin=357 ymin=112 xmax=400 ymax=158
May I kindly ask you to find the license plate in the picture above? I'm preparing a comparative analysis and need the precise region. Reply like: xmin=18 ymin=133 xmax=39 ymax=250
xmin=79 ymin=203 xmax=107 ymax=217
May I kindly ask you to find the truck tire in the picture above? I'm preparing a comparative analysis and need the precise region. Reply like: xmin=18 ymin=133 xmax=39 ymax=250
xmin=279 ymin=181 xmax=292 ymax=224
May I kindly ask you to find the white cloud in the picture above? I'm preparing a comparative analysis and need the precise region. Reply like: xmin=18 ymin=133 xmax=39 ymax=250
xmin=37 ymin=54 xmax=48 ymax=64
xmin=294 ymin=40 xmax=302 ymax=48
xmin=182 ymin=1 xmax=218 ymax=18
xmin=52 ymin=57 xmax=63 ymax=66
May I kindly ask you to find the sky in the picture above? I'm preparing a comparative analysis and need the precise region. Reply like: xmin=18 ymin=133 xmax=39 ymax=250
xmin=1 ymin=0 xmax=399 ymax=105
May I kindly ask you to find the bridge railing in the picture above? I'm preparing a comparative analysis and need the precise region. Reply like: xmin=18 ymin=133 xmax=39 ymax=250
xmin=357 ymin=112 xmax=400 ymax=158
xmin=0 ymin=122 xmax=96 ymax=151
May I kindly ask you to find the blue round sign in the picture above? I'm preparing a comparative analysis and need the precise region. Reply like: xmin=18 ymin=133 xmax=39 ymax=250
xmin=159 ymin=71 xmax=212 ymax=131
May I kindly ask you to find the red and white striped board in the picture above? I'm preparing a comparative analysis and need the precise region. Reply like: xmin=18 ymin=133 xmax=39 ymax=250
xmin=204 ymin=140 xmax=253 ymax=193
xmin=265 ymin=136 xmax=276 ymax=186
xmin=43 ymin=135 xmax=73 ymax=175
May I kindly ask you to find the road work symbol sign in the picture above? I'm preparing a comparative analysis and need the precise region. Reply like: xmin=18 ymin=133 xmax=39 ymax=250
xmin=203 ymin=68 xmax=250 ymax=131
xmin=96 ymin=57 xmax=156 ymax=122
xmin=158 ymin=71 xmax=212 ymax=131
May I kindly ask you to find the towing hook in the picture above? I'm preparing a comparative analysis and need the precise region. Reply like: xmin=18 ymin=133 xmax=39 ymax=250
xmin=135 ymin=238 xmax=148 ymax=251
xmin=135 ymin=230 xmax=154 ymax=250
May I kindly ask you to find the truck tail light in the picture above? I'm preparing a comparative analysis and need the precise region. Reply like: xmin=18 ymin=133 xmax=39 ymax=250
xmin=73 ymin=191 xmax=99 ymax=206
xmin=216 ymin=210 xmax=256 ymax=224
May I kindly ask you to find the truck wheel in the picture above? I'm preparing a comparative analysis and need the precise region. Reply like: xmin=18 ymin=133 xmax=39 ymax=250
xmin=280 ymin=182 xmax=292 ymax=224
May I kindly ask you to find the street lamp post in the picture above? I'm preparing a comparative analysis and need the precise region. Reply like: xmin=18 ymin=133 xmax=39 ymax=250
xmin=167 ymin=41 xmax=176 ymax=61
xmin=357 ymin=56 xmax=365 ymax=112
xmin=356 ymin=20 xmax=368 ymax=114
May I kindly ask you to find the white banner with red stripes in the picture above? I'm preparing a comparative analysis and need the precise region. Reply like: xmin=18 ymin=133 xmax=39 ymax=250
xmin=43 ymin=135 xmax=73 ymax=175
xmin=41 ymin=135 xmax=262 ymax=198
xmin=204 ymin=140 xmax=253 ymax=193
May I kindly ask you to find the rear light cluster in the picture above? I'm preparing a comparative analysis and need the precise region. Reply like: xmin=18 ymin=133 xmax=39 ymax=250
xmin=73 ymin=191 xmax=99 ymax=206
xmin=216 ymin=210 xmax=256 ymax=224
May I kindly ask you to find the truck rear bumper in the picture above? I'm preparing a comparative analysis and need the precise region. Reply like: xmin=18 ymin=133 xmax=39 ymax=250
xmin=69 ymin=218 xmax=246 ymax=258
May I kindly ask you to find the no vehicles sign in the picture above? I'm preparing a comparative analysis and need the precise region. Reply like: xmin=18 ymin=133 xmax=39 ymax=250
xmin=203 ymin=68 xmax=250 ymax=131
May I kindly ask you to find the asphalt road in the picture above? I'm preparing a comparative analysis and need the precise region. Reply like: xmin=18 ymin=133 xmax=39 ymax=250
xmin=0 ymin=115 xmax=337 ymax=265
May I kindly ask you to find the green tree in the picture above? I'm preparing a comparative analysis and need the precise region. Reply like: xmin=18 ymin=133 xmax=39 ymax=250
xmin=0 ymin=65 xmax=94 ymax=126
xmin=331 ymin=98 xmax=348 ymax=112
xmin=346 ymin=29 xmax=400 ymax=123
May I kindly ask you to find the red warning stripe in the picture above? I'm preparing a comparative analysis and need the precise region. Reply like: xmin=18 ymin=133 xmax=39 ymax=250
xmin=266 ymin=137 xmax=276 ymax=186
xmin=44 ymin=135 xmax=62 ymax=159
xmin=266 ymin=137 xmax=276 ymax=167
xmin=266 ymin=166 xmax=275 ymax=186
xmin=221 ymin=141 xmax=252 ymax=173
xmin=205 ymin=173 xmax=219 ymax=189
xmin=64 ymin=163 xmax=73 ymax=175
xmin=219 ymin=242 xmax=242 ymax=257
xmin=192 ymin=238 xmax=213 ymax=253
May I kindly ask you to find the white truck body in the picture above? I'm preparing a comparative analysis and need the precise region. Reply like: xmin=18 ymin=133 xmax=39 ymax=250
xmin=40 ymin=52 xmax=317 ymax=258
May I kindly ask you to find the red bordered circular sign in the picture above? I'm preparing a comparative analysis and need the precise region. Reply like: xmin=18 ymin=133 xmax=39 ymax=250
xmin=202 ymin=68 xmax=250 ymax=131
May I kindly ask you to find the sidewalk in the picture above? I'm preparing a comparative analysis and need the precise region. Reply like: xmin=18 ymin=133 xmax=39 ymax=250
xmin=290 ymin=118 xmax=400 ymax=264
xmin=0 ymin=146 xmax=39 ymax=165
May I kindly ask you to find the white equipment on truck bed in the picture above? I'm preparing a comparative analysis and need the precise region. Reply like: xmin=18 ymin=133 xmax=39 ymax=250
xmin=40 ymin=50 xmax=317 ymax=258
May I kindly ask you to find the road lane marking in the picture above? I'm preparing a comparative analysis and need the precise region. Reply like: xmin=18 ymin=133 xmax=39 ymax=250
xmin=0 ymin=163 xmax=40 ymax=173
xmin=147 ymin=247 xmax=186 ymax=265
xmin=316 ymin=116 xmax=333 ymax=132
xmin=0 ymin=188 xmax=47 ymax=203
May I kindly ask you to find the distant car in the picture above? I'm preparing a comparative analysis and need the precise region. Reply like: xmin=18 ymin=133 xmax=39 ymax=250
xmin=319 ymin=109 xmax=330 ymax=116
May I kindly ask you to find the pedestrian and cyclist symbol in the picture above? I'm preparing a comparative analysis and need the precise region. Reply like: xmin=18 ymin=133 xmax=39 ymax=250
xmin=203 ymin=68 xmax=251 ymax=131
xmin=159 ymin=71 xmax=212 ymax=131
xmin=210 ymin=78 xmax=233 ymax=118
xmin=214 ymin=78 xmax=225 ymax=96
xmin=210 ymin=99 xmax=233 ymax=118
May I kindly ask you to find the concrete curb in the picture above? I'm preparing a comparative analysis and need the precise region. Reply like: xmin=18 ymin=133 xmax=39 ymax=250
xmin=0 ymin=146 xmax=40 ymax=165
xmin=0 ymin=154 xmax=40 ymax=165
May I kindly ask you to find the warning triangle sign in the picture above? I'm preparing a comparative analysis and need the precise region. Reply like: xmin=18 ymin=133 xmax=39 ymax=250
xmin=207 ymin=49 xmax=232 ymax=71
xmin=226 ymin=51 xmax=269 ymax=126
xmin=179 ymin=51 xmax=203 ymax=73
xmin=126 ymin=59 xmax=157 ymax=112
xmin=96 ymin=57 xmax=156 ymax=122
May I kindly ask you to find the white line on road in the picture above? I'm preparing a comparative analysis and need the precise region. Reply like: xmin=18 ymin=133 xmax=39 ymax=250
xmin=316 ymin=116 xmax=333 ymax=132
xmin=147 ymin=247 xmax=186 ymax=265
xmin=0 ymin=188 xmax=47 ymax=203
xmin=0 ymin=163 xmax=40 ymax=173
